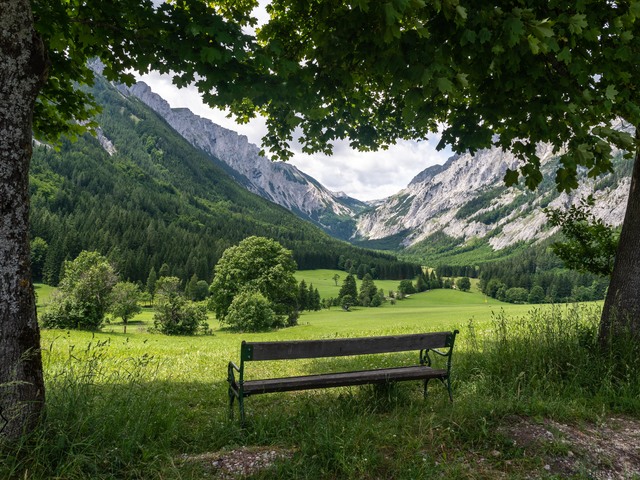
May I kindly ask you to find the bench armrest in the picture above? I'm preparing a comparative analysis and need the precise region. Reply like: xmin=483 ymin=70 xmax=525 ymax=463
xmin=420 ymin=330 xmax=459 ymax=372
xmin=228 ymin=361 xmax=241 ymax=388
xmin=429 ymin=348 xmax=449 ymax=358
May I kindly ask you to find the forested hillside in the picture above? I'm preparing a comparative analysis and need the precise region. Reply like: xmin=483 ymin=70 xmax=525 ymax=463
xmin=477 ymin=246 xmax=610 ymax=304
xmin=29 ymin=78 xmax=420 ymax=285
xmin=434 ymin=244 xmax=610 ymax=304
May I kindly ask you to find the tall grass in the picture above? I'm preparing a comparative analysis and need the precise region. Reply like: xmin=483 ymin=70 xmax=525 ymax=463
xmin=461 ymin=304 xmax=640 ymax=417
xmin=3 ymin=303 xmax=640 ymax=478
xmin=3 ymin=337 xmax=180 ymax=479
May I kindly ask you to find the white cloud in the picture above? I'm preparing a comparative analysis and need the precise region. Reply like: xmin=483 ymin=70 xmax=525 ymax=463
xmin=135 ymin=72 xmax=452 ymax=201
xmin=290 ymin=139 xmax=451 ymax=201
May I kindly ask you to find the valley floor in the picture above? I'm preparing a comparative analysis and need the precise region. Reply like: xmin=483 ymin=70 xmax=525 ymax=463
xmin=8 ymin=282 xmax=636 ymax=479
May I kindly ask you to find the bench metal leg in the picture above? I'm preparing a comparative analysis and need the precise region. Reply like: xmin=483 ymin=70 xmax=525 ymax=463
xmin=436 ymin=377 xmax=453 ymax=402
xmin=239 ymin=396 xmax=245 ymax=426
xmin=228 ymin=387 xmax=236 ymax=420
xmin=228 ymin=388 xmax=246 ymax=425
xmin=425 ymin=378 xmax=453 ymax=402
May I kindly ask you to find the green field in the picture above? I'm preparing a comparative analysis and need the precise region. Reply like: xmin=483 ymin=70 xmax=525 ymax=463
xmin=38 ymin=272 xmax=527 ymax=338
xmin=293 ymin=269 xmax=408 ymax=300
xmin=34 ymin=283 xmax=55 ymax=309
xmin=8 ymin=275 xmax=635 ymax=479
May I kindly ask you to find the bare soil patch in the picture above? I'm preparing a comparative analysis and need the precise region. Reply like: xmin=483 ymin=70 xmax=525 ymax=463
xmin=179 ymin=446 xmax=294 ymax=479
xmin=499 ymin=415 xmax=640 ymax=479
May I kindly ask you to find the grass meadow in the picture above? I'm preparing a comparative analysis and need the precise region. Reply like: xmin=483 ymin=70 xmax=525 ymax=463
xmin=3 ymin=272 xmax=639 ymax=478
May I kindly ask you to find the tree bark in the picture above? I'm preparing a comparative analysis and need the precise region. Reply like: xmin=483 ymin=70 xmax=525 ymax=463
xmin=599 ymin=127 xmax=640 ymax=346
xmin=0 ymin=0 xmax=47 ymax=442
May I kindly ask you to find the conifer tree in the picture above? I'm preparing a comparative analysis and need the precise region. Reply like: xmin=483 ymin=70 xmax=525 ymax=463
xmin=158 ymin=263 xmax=170 ymax=279
xmin=338 ymin=274 xmax=358 ymax=305
xmin=185 ymin=273 xmax=199 ymax=301
xmin=146 ymin=267 xmax=158 ymax=299
xmin=298 ymin=280 xmax=309 ymax=311
xmin=312 ymin=287 xmax=321 ymax=311
xmin=358 ymin=273 xmax=378 ymax=306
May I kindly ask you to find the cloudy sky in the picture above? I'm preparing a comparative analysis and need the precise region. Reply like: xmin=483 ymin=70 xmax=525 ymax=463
xmin=137 ymin=71 xmax=453 ymax=201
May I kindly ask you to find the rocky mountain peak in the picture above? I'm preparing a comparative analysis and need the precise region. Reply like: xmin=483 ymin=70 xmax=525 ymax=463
xmin=118 ymin=81 xmax=366 ymax=239
xmin=355 ymin=142 xmax=629 ymax=253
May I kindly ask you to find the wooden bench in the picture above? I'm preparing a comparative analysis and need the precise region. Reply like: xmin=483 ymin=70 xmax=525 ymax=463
xmin=227 ymin=330 xmax=459 ymax=423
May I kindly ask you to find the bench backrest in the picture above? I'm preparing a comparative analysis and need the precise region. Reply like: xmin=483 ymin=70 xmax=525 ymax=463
xmin=241 ymin=331 xmax=458 ymax=361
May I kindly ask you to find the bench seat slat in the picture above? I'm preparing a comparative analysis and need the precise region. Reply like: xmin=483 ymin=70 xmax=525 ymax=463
xmin=244 ymin=332 xmax=452 ymax=361
xmin=242 ymin=365 xmax=447 ymax=395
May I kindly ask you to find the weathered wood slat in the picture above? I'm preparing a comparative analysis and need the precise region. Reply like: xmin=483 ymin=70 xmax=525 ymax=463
xmin=243 ymin=332 xmax=452 ymax=361
xmin=242 ymin=365 xmax=448 ymax=395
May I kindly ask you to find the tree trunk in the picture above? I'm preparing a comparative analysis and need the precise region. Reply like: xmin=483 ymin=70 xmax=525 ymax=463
xmin=0 ymin=0 xmax=47 ymax=442
xmin=599 ymin=127 xmax=640 ymax=346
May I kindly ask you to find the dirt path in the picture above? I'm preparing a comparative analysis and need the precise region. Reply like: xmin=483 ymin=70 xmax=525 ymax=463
xmin=180 ymin=416 xmax=640 ymax=478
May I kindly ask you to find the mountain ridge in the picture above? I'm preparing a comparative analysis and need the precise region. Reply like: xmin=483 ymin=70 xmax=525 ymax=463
xmin=355 ymin=139 xmax=631 ymax=258
xmin=118 ymin=81 xmax=366 ymax=240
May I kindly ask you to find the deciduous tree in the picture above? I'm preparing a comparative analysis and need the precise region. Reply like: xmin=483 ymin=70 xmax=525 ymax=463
xmin=546 ymin=196 xmax=619 ymax=277
xmin=209 ymin=236 xmax=298 ymax=327
xmin=456 ymin=277 xmax=471 ymax=292
xmin=41 ymin=251 xmax=118 ymax=330
xmin=108 ymin=281 xmax=142 ymax=334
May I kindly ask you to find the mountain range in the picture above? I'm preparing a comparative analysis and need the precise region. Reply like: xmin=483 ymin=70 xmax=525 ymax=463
xmin=120 ymin=80 xmax=631 ymax=265
xmin=356 ymin=138 xmax=631 ymax=262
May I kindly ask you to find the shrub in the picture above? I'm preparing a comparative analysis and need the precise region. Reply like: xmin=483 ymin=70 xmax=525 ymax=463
xmin=41 ymin=251 xmax=117 ymax=329
xmin=528 ymin=285 xmax=546 ymax=304
xmin=456 ymin=276 xmax=471 ymax=292
xmin=505 ymin=287 xmax=529 ymax=304
xmin=397 ymin=279 xmax=416 ymax=295
xmin=341 ymin=294 xmax=355 ymax=310
xmin=153 ymin=301 xmax=208 ymax=335
xmin=153 ymin=276 xmax=209 ymax=335
xmin=223 ymin=290 xmax=280 ymax=332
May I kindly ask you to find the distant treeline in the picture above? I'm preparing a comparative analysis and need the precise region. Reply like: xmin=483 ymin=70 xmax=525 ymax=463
xmin=437 ymin=247 xmax=609 ymax=304
xmin=435 ymin=265 xmax=479 ymax=279
xmin=29 ymin=77 xmax=420 ymax=286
